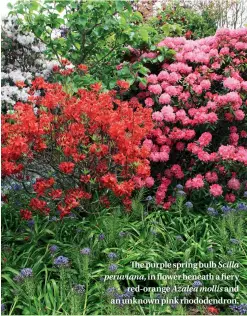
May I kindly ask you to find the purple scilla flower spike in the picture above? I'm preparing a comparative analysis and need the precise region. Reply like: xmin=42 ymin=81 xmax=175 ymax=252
xmin=20 ymin=268 xmax=33 ymax=278
xmin=80 ymin=248 xmax=91 ymax=255
xmin=49 ymin=245 xmax=59 ymax=253
xmin=108 ymin=252 xmax=118 ymax=260
xmin=54 ymin=256 xmax=69 ymax=267
xmin=73 ymin=284 xmax=85 ymax=294
xmin=108 ymin=263 xmax=118 ymax=272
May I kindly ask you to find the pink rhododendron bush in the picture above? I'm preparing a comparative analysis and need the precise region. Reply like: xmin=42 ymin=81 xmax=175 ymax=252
xmin=126 ymin=28 xmax=247 ymax=209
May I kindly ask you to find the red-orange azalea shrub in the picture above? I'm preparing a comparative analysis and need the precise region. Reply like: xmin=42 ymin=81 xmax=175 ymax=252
xmin=2 ymin=78 xmax=153 ymax=217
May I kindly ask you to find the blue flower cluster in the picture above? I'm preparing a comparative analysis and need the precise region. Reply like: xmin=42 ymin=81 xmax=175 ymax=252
xmin=192 ymin=280 xmax=203 ymax=287
xmin=108 ymin=252 xmax=118 ymax=260
xmin=221 ymin=203 xmax=247 ymax=214
xmin=230 ymin=238 xmax=240 ymax=244
xmin=106 ymin=287 xmax=134 ymax=307
xmin=185 ymin=201 xmax=193 ymax=209
xmin=72 ymin=284 xmax=85 ymax=295
xmin=98 ymin=233 xmax=105 ymax=240
xmin=13 ymin=268 xmax=33 ymax=283
xmin=80 ymin=248 xmax=91 ymax=255
xmin=108 ymin=263 xmax=118 ymax=272
xmin=54 ymin=256 xmax=69 ymax=267
xmin=207 ymin=207 xmax=218 ymax=216
xmin=119 ymin=231 xmax=127 ymax=237
xmin=237 ymin=203 xmax=247 ymax=211
xmin=20 ymin=268 xmax=33 ymax=278
xmin=1 ymin=304 xmax=6 ymax=313
xmin=49 ymin=245 xmax=59 ymax=253
xmin=230 ymin=304 xmax=247 ymax=315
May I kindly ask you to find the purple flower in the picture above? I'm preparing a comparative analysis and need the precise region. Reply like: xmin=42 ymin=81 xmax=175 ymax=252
xmin=221 ymin=205 xmax=232 ymax=213
xmin=20 ymin=268 xmax=33 ymax=278
xmin=13 ymin=275 xmax=23 ymax=283
xmin=185 ymin=201 xmax=193 ymax=209
xmin=67 ymin=213 xmax=77 ymax=219
xmin=106 ymin=287 xmax=117 ymax=296
xmin=155 ymin=293 xmax=163 ymax=301
xmin=227 ymin=249 xmax=233 ymax=255
xmin=1 ymin=304 xmax=6 ymax=313
xmin=192 ymin=280 xmax=203 ymax=287
xmin=108 ymin=252 xmax=118 ymax=260
xmin=230 ymin=304 xmax=247 ymax=315
xmin=176 ymin=184 xmax=184 ymax=190
xmin=80 ymin=248 xmax=91 ymax=255
xmin=27 ymin=219 xmax=35 ymax=227
xmin=177 ymin=190 xmax=186 ymax=196
xmin=114 ymin=293 xmax=125 ymax=307
xmin=73 ymin=284 xmax=85 ymax=295
xmin=146 ymin=196 xmax=153 ymax=201
xmin=108 ymin=263 xmax=118 ymax=272
xmin=207 ymin=207 xmax=218 ymax=216
xmin=243 ymin=191 xmax=247 ymax=198
xmin=12 ymin=183 xmax=21 ymax=191
xmin=49 ymin=245 xmax=59 ymax=253
xmin=123 ymin=288 xmax=134 ymax=299
xmin=237 ymin=203 xmax=247 ymax=211
xmin=119 ymin=231 xmax=126 ymax=237
xmin=230 ymin=238 xmax=239 ymax=244
xmin=54 ymin=256 xmax=69 ymax=267
xmin=98 ymin=233 xmax=105 ymax=240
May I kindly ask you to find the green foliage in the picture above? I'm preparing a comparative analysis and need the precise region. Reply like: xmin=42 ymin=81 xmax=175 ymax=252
xmin=8 ymin=0 xmax=217 ymax=90
xmin=2 ymin=189 xmax=247 ymax=315
xmin=149 ymin=1 xmax=217 ymax=39
xmin=9 ymin=0 xmax=162 ymax=89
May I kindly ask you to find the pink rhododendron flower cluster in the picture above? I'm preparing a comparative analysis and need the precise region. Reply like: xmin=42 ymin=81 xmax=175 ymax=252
xmin=133 ymin=28 xmax=247 ymax=208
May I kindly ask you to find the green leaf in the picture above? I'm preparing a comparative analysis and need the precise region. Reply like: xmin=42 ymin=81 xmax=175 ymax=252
xmin=115 ymin=0 xmax=125 ymax=11
xmin=133 ymin=11 xmax=143 ymax=22
xmin=29 ymin=0 xmax=39 ymax=11
xmin=34 ymin=26 xmax=43 ymax=37
xmin=139 ymin=28 xmax=149 ymax=42
xmin=56 ymin=4 xmax=64 ymax=13
xmin=7 ymin=2 xmax=13 ymax=9
xmin=157 ymin=55 xmax=164 ymax=62
xmin=77 ymin=18 xmax=87 ymax=27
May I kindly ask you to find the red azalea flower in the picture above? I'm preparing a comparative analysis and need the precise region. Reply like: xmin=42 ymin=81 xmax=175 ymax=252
xmin=78 ymin=64 xmax=88 ymax=72
xmin=59 ymin=162 xmax=75 ymax=174
xmin=52 ymin=65 xmax=60 ymax=72
xmin=2 ymin=194 xmax=8 ymax=203
xmin=185 ymin=30 xmax=193 ymax=39
xmin=20 ymin=209 xmax=32 ymax=220
xmin=207 ymin=306 xmax=219 ymax=314
xmin=117 ymin=80 xmax=130 ymax=91
xmin=15 ymin=81 xmax=26 ymax=88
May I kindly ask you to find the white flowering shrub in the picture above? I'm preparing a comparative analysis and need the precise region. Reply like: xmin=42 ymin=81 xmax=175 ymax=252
xmin=1 ymin=16 xmax=59 ymax=112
